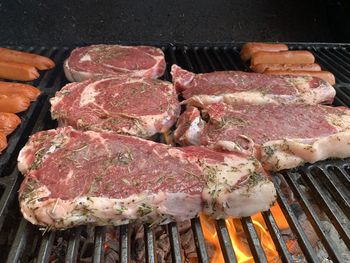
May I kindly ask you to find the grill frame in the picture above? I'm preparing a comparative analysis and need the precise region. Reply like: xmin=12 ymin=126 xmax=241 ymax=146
xmin=0 ymin=43 xmax=349 ymax=262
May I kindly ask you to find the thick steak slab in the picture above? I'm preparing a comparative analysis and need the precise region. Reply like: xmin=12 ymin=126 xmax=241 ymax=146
xmin=64 ymin=45 xmax=166 ymax=82
xmin=18 ymin=127 xmax=275 ymax=229
xmin=175 ymin=103 xmax=350 ymax=171
xmin=50 ymin=77 xmax=180 ymax=138
xmin=171 ymin=65 xmax=335 ymax=106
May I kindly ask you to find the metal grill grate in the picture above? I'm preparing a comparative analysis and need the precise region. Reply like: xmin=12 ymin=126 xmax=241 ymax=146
xmin=0 ymin=43 xmax=349 ymax=263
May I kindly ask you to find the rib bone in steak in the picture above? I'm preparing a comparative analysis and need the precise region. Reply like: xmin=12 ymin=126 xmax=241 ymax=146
xmin=50 ymin=77 xmax=180 ymax=138
xmin=175 ymin=103 xmax=350 ymax=171
xmin=171 ymin=64 xmax=335 ymax=106
xmin=18 ymin=127 xmax=276 ymax=229
xmin=64 ymin=45 xmax=166 ymax=82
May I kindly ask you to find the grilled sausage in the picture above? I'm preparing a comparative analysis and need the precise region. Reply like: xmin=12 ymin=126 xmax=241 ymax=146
xmin=0 ymin=112 xmax=21 ymax=135
xmin=264 ymin=70 xmax=336 ymax=85
xmin=0 ymin=94 xmax=31 ymax=113
xmin=0 ymin=47 xmax=55 ymax=70
xmin=251 ymin=51 xmax=315 ymax=66
xmin=0 ymin=132 xmax=7 ymax=153
xmin=240 ymin=42 xmax=288 ymax=61
xmin=0 ymin=61 xmax=39 ymax=81
xmin=251 ymin=63 xmax=321 ymax=73
xmin=0 ymin=82 xmax=40 ymax=101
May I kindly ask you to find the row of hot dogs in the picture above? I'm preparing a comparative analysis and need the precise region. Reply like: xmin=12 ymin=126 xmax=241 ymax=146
xmin=0 ymin=48 xmax=55 ymax=152
xmin=240 ymin=42 xmax=336 ymax=85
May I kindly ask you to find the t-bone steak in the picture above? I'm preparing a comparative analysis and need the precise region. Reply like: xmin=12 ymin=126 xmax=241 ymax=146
xmin=18 ymin=127 xmax=276 ymax=229
xmin=171 ymin=64 xmax=335 ymax=106
xmin=175 ymin=103 xmax=350 ymax=171
xmin=50 ymin=77 xmax=180 ymax=138
xmin=64 ymin=45 xmax=166 ymax=82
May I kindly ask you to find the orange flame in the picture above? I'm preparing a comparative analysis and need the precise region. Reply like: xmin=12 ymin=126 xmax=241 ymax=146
xmin=200 ymin=203 xmax=287 ymax=263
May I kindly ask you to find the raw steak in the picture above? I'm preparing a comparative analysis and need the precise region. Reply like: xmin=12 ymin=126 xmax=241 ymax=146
xmin=175 ymin=103 xmax=350 ymax=171
xmin=18 ymin=127 xmax=276 ymax=229
xmin=171 ymin=65 xmax=335 ymax=106
xmin=64 ymin=45 xmax=166 ymax=82
xmin=50 ymin=77 xmax=180 ymax=138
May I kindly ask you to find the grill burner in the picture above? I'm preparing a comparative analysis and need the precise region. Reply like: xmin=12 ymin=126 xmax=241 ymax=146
xmin=0 ymin=44 xmax=349 ymax=262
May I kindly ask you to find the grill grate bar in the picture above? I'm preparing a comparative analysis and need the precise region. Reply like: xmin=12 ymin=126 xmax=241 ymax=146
xmin=168 ymin=222 xmax=182 ymax=263
xmin=303 ymin=167 xmax=350 ymax=249
xmin=261 ymin=210 xmax=293 ymax=262
xmin=0 ymin=172 xmax=19 ymax=231
xmin=333 ymin=49 xmax=350 ymax=65
xmin=6 ymin=219 xmax=31 ymax=263
xmin=212 ymin=47 xmax=230 ymax=70
xmin=337 ymin=166 xmax=350 ymax=189
xmin=286 ymin=171 xmax=342 ymax=262
xmin=272 ymin=176 xmax=319 ymax=262
xmin=215 ymin=219 xmax=237 ymax=263
xmin=241 ymin=217 xmax=268 ymax=263
xmin=144 ymin=225 xmax=157 ymax=263
xmin=203 ymin=48 xmax=218 ymax=71
xmin=65 ymin=226 xmax=83 ymax=262
xmin=192 ymin=48 xmax=208 ymax=73
xmin=216 ymin=219 xmax=237 ymax=263
xmin=36 ymin=231 xmax=56 ymax=263
xmin=221 ymin=48 xmax=240 ymax=70
xmin=182 ymin=47 xmax=195 ymax=72
xmin=191 ymin=218 xmax=210 ymax=263
xmin=323 ymin=49 xmax=350 ymax=73
xmin=119 ymin=224 xmax=130 ymax=263
xmin=320 ymin=49 xmax=350 ymax=76
xmin=320 ymin=167 xmax=350 ymax=215
xmin=92 ymin=226 xmax=105 ymax=263
xmin=312 ymin=50 xmax=350 ymax=83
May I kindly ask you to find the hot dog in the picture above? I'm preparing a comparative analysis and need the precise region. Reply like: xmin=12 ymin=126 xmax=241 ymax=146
xmin=240 ymin=43 xmax=288 ymax=61
xmin=0 ymin=132 xmax=7 ymax=153
xmin=0 ymin=47 xmax=55 ymax=70
xmin=0 ymin=112 xmax=21 ymax=135
xmin=251 ymin=63 xmax=321 ymax=73
xmin=0 ymin=61 xmax=39 ymax=81
xmin=0 ymin=82 xmax=40 ymax=101
xmin=251 ymin=51 xmax=315 ymax=66
xmin=264 ymin=70 xmax=336 ymax=85
xmin=0 ymin=94 xmax=31 ymax=113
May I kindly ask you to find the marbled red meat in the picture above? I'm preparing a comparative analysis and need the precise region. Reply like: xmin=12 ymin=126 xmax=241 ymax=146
xmin=18 ymin=127 xmax=276 ymax=229
xmin=50 ymin=77 xmax=180 ymax=138
xmin=64 ymin=45 xmax=166 ymax=82
xmin=171 ymin=65 xmax=335 ymax=106
xmin=175 ymin=103 xmax=350 ymax=171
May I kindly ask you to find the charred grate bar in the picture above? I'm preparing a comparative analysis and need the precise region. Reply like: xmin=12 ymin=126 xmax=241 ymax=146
xmin=0 ymin=43 xmax=349 ymax=262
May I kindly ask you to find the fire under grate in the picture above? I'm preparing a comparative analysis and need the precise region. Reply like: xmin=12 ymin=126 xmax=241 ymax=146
xmin=0 ymin=43 xmax=349 ymax=263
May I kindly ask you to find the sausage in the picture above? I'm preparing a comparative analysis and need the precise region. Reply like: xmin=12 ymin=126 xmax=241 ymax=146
xmin=0 ymin=112 xmax=21 ymax=135
xmin=264 ymin=70 xmax=336 ymax=85
xmin=0 ymin=47 xmax=55 ymax=70
xmin=251 ymin=51 xmax=315 ymax=66
xmin=240 ymin=42 xmax=288 ymax=61
xmin=0 ymin=81 xmax=40 ymax=101
xmin=0 ymin=94 xmax=31 ymax=113
xmin=251 ymin=63 xmax=321 ymax=73
xmin=0 ymin=132 xmax=7 ymax=153
xmin=0 ymin=61 xmax=39 ymax=81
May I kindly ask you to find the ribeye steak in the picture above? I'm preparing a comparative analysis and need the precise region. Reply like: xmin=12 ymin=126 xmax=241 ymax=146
xmin=50 ymin=77 xmax=180 ymax=138
xmin=171 ymin=65 xmax=335 ymax=106
xmin=175 ymin=103 xmax=350 ymax=171
xmin=64 ymin=45 xmax=166 ymax=82
xmin=18 ymin=127 xmax=276 ymax=229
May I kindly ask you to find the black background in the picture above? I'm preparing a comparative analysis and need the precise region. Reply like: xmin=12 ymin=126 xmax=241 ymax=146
xmin=0 ymin=0 xmax=348 ymax=45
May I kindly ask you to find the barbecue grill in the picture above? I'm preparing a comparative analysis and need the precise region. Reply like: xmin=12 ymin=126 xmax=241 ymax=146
xmin=0 ymin=44 xmax=349 ymax=262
